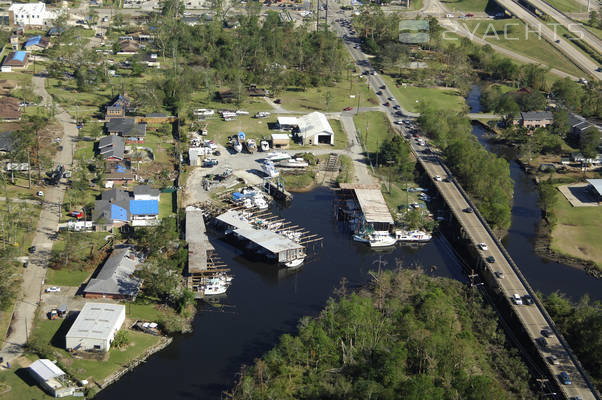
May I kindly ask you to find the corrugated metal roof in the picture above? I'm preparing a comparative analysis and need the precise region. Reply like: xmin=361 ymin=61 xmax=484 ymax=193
xmin=354 ymin=188 xmax=394 ymax=224
xmin=66 ymin=303 xmax=125 ymax=341
xmin=297 ymin=112 xmax=333 ymax=140
xmin=234 ymin=227 xmax=303 ymax=254
xmin=277 ymin=116 xmax=298 ymax=126
xmin=29 ymin=359 xmax=65 ymax=381
xmin=129 ymin=199 xmax=158 ymax=215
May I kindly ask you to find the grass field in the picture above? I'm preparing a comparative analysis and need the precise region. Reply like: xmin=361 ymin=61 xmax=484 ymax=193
xmin=551 ymin=190 xmax=602 ymax=269
xmin=545 ymin=0 xmax=586 ymax=12
xmin=45 ymin=268 xmax=92 ymax=287
xmin=353 ymin=111 xmax=396 ymax=154
xmin=386 ymin=83 xmax=467 ymax=114
xmin=462 ymin=19 xmax=584 ymax=77
xmin=0 ymin=357 xmax=55 ymax=399
xmin=585 ymin=25 xmax=602 ymax=40
xmin=440 ymin=0 xmax=489 ymax=12
xmin=159 ymin=192 xmax=174 ymax=217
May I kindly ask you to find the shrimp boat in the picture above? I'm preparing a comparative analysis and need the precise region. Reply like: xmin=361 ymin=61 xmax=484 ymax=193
xmin=261 ymin=160 xmax=280 ymax=178
xmin=369 ymin=233 xmax=397 ymax=248
xmin=395 ymin=230 xmax=432 ymax=242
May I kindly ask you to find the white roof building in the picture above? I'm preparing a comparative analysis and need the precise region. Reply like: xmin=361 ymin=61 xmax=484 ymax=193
xmin=297 ymin=112 xmax=334 ymax=145
xmin=9 ymin=2 xmax=54 ymax=26
xmin=277 ymin=116 xmax=299 ymax=130
xmin=29 ymin=359 xmax=75 ymax=397
xmin=65 ymin=303 xmax=126 ymax=352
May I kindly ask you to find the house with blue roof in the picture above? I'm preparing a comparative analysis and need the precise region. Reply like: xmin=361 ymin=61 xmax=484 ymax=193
xmin=23 ymin=35 xmax=50 ymax=51
xmin=1 ymin=51 xmax=29 ymax=72
xmin=93 ymin=185 xmax=160 ymax=231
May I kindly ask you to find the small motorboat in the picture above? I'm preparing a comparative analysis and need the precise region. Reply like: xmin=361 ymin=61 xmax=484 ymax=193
xmin=260 ymin=140 xmax=270 ymax=151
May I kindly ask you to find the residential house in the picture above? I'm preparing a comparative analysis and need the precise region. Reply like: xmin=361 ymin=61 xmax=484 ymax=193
xmin=105 ymin=94 xmax=133 ymax=120
xmin=517 ymin=111 xmax=553 ymax=129
xmin=569 ymin=113 xmax=602 ymax=137
xmin=65 ymin=303 xmax=126 ymax=352
xmin=118 ymin=39 xmax=139 ymax=54
xmin=0 ymin=131 xmax=15 ymax=153
xmin=28 ymin=359 xmax=75 ymax=398
xmin=93 ymin=185 xmax=160 ymax=230
xmin=133 ymin=184 xmax=160 ymax=201
xmin=83 ymin=246 xmax=142 ymax=300
xmin=105 ymin=163 xmax=135 ymax=187
xmin=9 ymin=2 xmax=54 ymax=27
xmin=98 ymin=135 xmax=125 ymax=161
xmin=1 ymin=51 xmax=29 ymax=72
xmin=106 ymin=117 xmax=146 ymax=143
xmin=23 ymin=35 xmax=50 ymax=51
xmin=296 ymin=111 xmax=334 ymax=145
xmin=0 ymin=96 xmax=21 ymax=120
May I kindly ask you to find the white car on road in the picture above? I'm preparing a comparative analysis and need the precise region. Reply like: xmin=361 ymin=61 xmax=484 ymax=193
xmin=433 ymin=175 xmax=442 ymax=182
xmin=478 ymin=243 xmax=488 ymax=251
xmin=45 ymin=287 xmax=61 ymax=293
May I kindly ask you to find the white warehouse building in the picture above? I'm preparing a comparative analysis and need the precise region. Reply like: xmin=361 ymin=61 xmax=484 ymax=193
xmin=297 ymin=112 xmax=334 ymax=145
xmin=9 ymin=2 xmax=54 ymax=27
xmin=65 ymin=303 xmax=126 ymax=352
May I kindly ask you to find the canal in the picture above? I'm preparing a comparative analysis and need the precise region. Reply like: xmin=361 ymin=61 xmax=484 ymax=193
xmin=97 ymin=87 xmax=600 ymax=400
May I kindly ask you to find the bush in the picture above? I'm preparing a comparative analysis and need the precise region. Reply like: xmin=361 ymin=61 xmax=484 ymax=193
xmin=112 ymin=330 xmax=130 ymax=349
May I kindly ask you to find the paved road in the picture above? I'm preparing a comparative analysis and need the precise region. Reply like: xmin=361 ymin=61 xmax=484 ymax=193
xmin=331 ymin=8 xmax=599 ymax=400
xmin=0 ymin=76 xmax=78 ymax=366
xmin=517 ymin=0 xmax=602 ymax=55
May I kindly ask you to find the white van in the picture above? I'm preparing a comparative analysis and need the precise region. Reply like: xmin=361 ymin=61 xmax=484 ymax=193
xmin=512 ymin=294 xmax=523 ymax=305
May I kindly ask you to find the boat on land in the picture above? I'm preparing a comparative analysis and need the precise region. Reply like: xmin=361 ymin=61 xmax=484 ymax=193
xmin=265 ymin=151 xmax=291 ymax=162
xmin=261 ymin=160 xmax=280 ymax=178
xmin=276 ymin=158 xmax=309 ymax=168
xmin=260 ymin=140 xmax=270 ymax=151
xmin=246 ymin=139 xmax=257 ymax=153
xmin=395 ymin=230 xmax=432 ymax=242
xmin=233 ymin=140 xmax=242 ymax=153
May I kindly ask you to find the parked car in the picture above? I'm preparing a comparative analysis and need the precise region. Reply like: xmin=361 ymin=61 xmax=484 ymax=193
xmin=37 ymin=191 xmax=44 ymax=197
xmin=547 ymin=355 xmax=559 ymax=365
xmin=23 ymin=261 xmax=28 ymax=268
xmin=343 ymin=106 xmax=353 ymax=111
xmin=383 ymin=102 xmax=390 ymax=107
xmin=494 ymin=271 xmax=504 ymax=279
xmin=45 ymin=287 xmax=61 ymax=293
xmin=379 ymin=85 xmax=386 ymax=89
xmin=559 ymin=371 xmax=572 ymax=385
xmin=541 ymin=328 xmax=553 ymax=337
xmin=486 ymin=256 xmax=495 ymax=263
xmin=28 ymin=246 xmax=36 ymax=254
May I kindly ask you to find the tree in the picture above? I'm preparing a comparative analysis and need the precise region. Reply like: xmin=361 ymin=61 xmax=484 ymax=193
xmin=112 ymin=330 xmax=130 ymax=349
xmin=580 ymin=127 xmax=601 ymax=160
xmin=537 ymin=181 xmax=558 ymax=225
xmin=551 ymin=109 xmax=571 ymax=137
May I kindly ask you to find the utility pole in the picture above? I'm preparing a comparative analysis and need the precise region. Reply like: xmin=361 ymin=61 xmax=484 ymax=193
xmin=325 ymin=0 xmax=328 ymax=31
xmin=316 ymin=0 xmax=319 ymax=32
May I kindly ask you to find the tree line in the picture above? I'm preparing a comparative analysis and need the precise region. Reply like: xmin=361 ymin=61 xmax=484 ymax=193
xmin=229 ymin=269 xmax=534 ymax=399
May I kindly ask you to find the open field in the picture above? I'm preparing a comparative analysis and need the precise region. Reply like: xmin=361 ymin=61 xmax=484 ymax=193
xmin=462 ymin=19 xmax=584 ymax=77
xmin=0 ymin=356 xmax=55 ymax=399
xmin=45 ymin=268 xmax=92 ymax=287
xmin=353 ymin=111 xmax=395 ymax=154
xmin=440 ymin=0 xmax=489 ymax=12
xmin=545 ymin=0 xmax=587 ymax=12
xmin=388 ymin=84 xmax=467 ymax=114
xmin=551 ymin=190 xmax=602 ymax=269
xmin=159 ymin=192 xmax=174 ymax=217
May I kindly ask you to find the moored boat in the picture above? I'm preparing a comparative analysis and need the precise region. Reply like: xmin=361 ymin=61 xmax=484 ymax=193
xmin=395 ymin=230 xmax=432 ymax=242
xmin=368 ymin=233 xmax=397 ymax=248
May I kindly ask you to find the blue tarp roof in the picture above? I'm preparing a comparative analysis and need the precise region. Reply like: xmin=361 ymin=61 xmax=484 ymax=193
xmin=24 ymin=36 xmax=41 ymax=48
xmin=232 ymin=192 xmax=244 ymax=200
xmin=111 ymin=204 xmax=128 ymax=221
xmin=12 ymin=51 xmax=26 ymax=62
xmin=130 ymin=200 xmax=159 ymax=215
xmin=116 ymin=164 xmax=127 ymax=173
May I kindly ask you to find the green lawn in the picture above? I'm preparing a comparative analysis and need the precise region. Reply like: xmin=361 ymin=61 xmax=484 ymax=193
xmin=545 ymin=0 xmax=586 ymax=12
xmin=0 ymin=358 xmax=55 ymax=399
xmin=159 ymin=192 xmax=174 ymax=217
xmin=29 ymin=316 xmax=161 ymax=383
xmin=45 ymin=268 xmax=91 ymax=287
xmin=126 ymin=302 xmax=167 ymax=321
xmin=551 ymin=188 xmax=602 ymax=269
xmin=353 ymin=111 xmax=396 ymax=154
xmin=143 ymin=132 xmax=173 ymax=164
xmin=585 ymin=25 xmax=602 ymax=40
xmin=280 ymin=170 xmax=317 ymax=190
xmin=73 ymin=139 xmax=95 ymax=162
xmin=440 ymin=0 xmax=489 ymax=12
xmin=462 ymin=19 xmax=583 ymax=77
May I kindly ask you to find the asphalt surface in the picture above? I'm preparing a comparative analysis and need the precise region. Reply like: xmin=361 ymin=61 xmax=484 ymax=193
xmin=331 ymin=8 xmax=599 ymax=399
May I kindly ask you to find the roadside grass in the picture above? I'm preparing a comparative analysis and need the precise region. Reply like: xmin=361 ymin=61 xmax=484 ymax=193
xmin=0 ymin=202 xmax=40 ymax=256
xmin=440 ymin=0 xmax=489 ymax=12
xmin=45 ymin=269 xmax=91 ymax=287
xmin=462 ymin=19 xmax=584 ymax=77
xmin=386 ymin=83 xmax=467 ymax=114
xmin=551 ymin=190 xmax=602 ymax=269
xmin=276 ymin=78 xmax=379 ymax=112
xmin=188 ymin=91 xmax=270 ymax=114
xmin=74 ymin=138 xmax=96 ymax=162
xmin=29 ymin=315 xmax=161 ymax=383
xmin=337 ymin=154 xmax=354 ymax=184
xmin=545 ymin=0 xmax=586 ymax=12
xmin=159 ymin=192 xmax=174 ymax=217
xmin=552 ymin=23 xmax=602 ymax=65
xmin=353 ymin=111 xmax=395 ymax=154
xmin=379 ymin=172 xmax=421 ymax=214
xmin=126 ymin=302 xmax=168 ymax=321
xmin=585 ymin=25 xmax=602 ymax=40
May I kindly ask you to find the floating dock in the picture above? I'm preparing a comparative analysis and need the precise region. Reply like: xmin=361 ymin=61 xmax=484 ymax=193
xmin=185 ymin=207 xmax=229 ymax=298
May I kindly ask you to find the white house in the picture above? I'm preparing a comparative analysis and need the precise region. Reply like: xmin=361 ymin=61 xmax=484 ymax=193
xmin=65 ymin=303 xmax=126 ymax=352
xmin=9 ymin=2 xmax=54 ymax=26
xmin=297 ymin=112 xmax=334 ymax=145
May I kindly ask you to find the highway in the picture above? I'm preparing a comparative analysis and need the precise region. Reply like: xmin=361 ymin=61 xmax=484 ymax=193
xmin=331 ymin=10 xmax=599 ymax=400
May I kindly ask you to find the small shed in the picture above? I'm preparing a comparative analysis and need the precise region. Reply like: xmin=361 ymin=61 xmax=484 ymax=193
xmin=271 ymin=133 xmax=290 ymax=149
xmin=277 ymin=116 xmax=299 ymax=131
xmin=29 ymin=359 xmax=75 ymax=397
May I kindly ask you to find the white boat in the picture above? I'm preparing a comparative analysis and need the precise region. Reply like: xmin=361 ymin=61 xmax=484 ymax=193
xmin=395 ymin=230 xmax=432 ymax=242
xmin=260 ymin=140 xmax=270 ymax=151
xmin=233 ymin=141 xmax=242 ymax=153
xmin=261 ymin=160 xmax=279 ymax=178
xmin=265 ymin=151 xmax=291 ymax=162
xmin=246 ymin=139 xmax=257 ymax=153
xmin=284 ymin=258 xmax=304 ymax=268
xmin=352 ymin=233 xmax=370 ymax=243
xmin=243 ymin=198 xmax=254 ymax=208
xmin=253 ymin=196 xmax=268 ymax=210
xmin=203 ymin=279 xmax=228 ymax=295
xmin=276 ymin=158 xmax=309 ymax=168
xmin=368 ymin=233 xmax=397 ymax=248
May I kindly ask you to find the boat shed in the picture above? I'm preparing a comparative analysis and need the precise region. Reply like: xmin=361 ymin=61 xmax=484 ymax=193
xmin=29 ymin=359 xmax=75 ymax=398
xmin=65 ymin=303 xmax=125 ymax=352
xmin=277 ymin=116 xmax=298 ymax=131
xmin=339 ymin=184 xmax=394 ymax=232
xmin=586 ymin=179 xmax=602 ymax=203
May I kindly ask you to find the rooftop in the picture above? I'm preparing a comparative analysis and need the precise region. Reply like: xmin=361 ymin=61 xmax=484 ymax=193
xmin=277 ymin=116 xmax=299 ymax=126
xmin=84 ymin=247 xmax=141 ymax=297
xmin=186 ymin=207 xmax=214 ymax=273
xmin=520 ymin=111 xmax=553 ymax=121
xmin=297 ymin=111 xmax=333 ymax=139
xmin=133 ymin=184 xmax=160 ymax=197
xmin=234 ymin=227 xmax=303 ymax=254
xmin=29 ymin=359 xmax=64 ymax=382
xmin=587 ymin=179 xmax=602 ymax=196
xmin=354 ymin=188 xmax=394 ymax=224
xmin=129 ymin=199 xmax=159 ymax=215
xmin=66 ymin=303 xmax=125 ymax=341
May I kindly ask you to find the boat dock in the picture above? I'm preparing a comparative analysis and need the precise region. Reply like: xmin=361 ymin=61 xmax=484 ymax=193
xmin=335 ymin=184 xmax=394 ymax=233
xmin=263 ymin=178 xmax=292 ymax=203
xmin=185 ymin=207 xmax=229 ymax=298
xmin=214 ymin=209 xmax=322 ymax=267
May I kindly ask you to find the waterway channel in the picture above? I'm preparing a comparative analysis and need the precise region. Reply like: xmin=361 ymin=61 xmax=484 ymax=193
xmin=97 ymin=87 xmax=600 ymax=400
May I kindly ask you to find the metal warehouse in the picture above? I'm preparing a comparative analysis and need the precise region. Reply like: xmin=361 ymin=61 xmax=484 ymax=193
xmin=65 ymin=303 xmax=126 ymax=352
